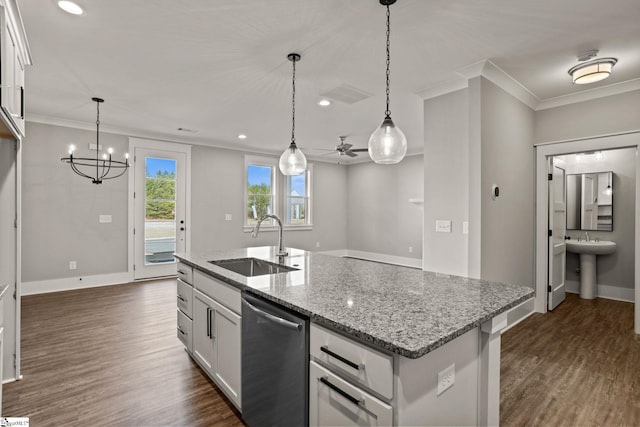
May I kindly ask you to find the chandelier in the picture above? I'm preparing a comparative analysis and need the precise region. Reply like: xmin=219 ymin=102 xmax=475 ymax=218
xmin=60 ymin=97 xmax=129 ymax=184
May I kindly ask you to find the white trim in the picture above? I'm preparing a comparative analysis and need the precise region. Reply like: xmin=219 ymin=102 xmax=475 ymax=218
xmin=318 ymin=249 xmax=422 ymax=269
xmin=501 ymin=297 xmax=535 ymax=334
xmin=22 ymin=272 xmax=134 ymax=296
xmin=534 ymin=132 xmax=640 ymax=334
xmin=536 ymin=78 xmax=640 ymax=111
xmin=15 ymin=137 xmax=22 ymax=380
xmin=565 ymin=280 xmax=635 ymax=303
xmin=456 ymin=60 xmax=540 ymax=109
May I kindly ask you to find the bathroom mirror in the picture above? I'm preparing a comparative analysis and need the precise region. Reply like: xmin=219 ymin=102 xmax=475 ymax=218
xmin=566 ymin=171 xmax=613 ymax=231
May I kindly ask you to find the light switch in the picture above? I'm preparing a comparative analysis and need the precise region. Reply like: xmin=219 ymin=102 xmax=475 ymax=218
xmin=462 ymin=221 xmax=469 ymax=235
xmin=225 ymin=214 xmax=232 ymax=221
xmin=436 ymin=220 xmax=452 ymax=233
xmin=99 ymin=215 xmax=112 ymax=223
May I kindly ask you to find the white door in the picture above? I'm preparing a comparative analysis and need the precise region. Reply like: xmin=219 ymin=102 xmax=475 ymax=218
xmin=548 ymin=160 xmax=567 ymax=311
xmin=581 ymin=174 xmax=598 ymax=229
xmin=134 ymin=148 xmax=186 ymax=279
xmin=193 ymin=289 xmax=215 ymax=377
xmin=212 ymin=299 xmax=242 ymax=409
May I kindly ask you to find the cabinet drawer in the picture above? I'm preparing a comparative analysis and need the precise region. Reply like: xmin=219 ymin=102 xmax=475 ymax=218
xmin=310 ymin=324 xmax=393 ymax=400
xmin=176 ymin=262 xmax=193 ymax=284
xmin=177 ymin=309 xmax=193 ymax=353
xmin=310 ymin=361 xmax=392 ymax=427
xmin=193 ymin=270 xmax=241 ymax=314
xmin=177 ymin=278 xmax=193 ymax=319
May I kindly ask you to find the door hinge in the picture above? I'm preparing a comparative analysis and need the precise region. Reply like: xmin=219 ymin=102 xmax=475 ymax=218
xmin=133 ymin=264 xmax=136 ymax=271
xmin=13 ymin=353 xmax=17 ymax=368
xmin=548 ymin=285 xmax=552 ymax=292
xmin=548 ymin=230 xmax=552 ymax=237
xmin=133 ymin=228 xmax=135 ymax=235
xmin=14 ymin=217 xmax=17 ymax=228
xmin=133 ymin=191 xmax=136 ymax=199
xmin=548 ymin=173 xmax=553 ymax=181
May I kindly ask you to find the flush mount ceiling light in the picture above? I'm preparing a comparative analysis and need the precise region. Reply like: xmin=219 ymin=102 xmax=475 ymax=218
xmin=238 ymin=134 xmax=247 ymax=140
xmin=60 ymin=98 xmax=129 ymax=184
xmin=368 ymin=0 xmax=407 ymax=165
xmin=317 ymin=99 xmax=331 ymax=107
xmin=57 ymin=0 xmax=84 ymax=15
xmin=279 ymin=53 xmax=307 ymax=176
xmin=568 ymin=50 xmax=617 ymax=85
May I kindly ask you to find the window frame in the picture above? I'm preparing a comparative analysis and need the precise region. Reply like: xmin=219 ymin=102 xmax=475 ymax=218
xmin=243 ymin=155 xmax=313 ymax=232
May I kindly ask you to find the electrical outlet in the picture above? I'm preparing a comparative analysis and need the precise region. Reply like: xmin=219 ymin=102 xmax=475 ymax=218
xmin=462 ymin=221 xmax=469 ymax=235
xmin=99 ymin=215 xmax=112 ymax=223
xmin=316 ymin=242 xmax=320 ymax=248
xmin=69 ymin=261 xmax=77 ymax=270
xmin=436 ymin=220 xmax=452 ymax=233
xmin=437 ymin=363 xmax=455 ymax=396
xmin=408 ymin=246 xmax=413 ymax=253
xmin=225 ymin=214 xmax=232 ymax=221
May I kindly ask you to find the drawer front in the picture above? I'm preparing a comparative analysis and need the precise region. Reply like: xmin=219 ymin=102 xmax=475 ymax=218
xmin=177 ymin=309 xmax=193 ymax=353
xmin=177 ymin=278 xmax=193 ymax=319
xmin=310 ymin=324 xmax=393 ymax=400
xmin=193 ymin=270 xmax=241 ymax=314
xmin=176 ymin=262 xmax=193 ymax=284
xmin=309 ymin=361 xmax=392 ymax=427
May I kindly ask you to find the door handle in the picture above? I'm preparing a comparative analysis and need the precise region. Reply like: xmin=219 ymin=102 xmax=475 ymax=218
xmin=206 ymin=307 xmax=211 ymax=338
xmin=320 ymin=346 xmax=363 ymax=371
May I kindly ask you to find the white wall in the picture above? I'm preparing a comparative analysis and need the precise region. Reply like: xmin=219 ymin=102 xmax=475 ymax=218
xmin=22 ymin=122 xmax=129 ymax=283
xmin=561 ymin=148 xmax=636 ymax=295
xmin=423 ymin=89 xmax=470 ymax=276
xmin=345 ymin=155 xmax=423 ymax=261
xmin=479 ymin=78 xmax=535 ymax=288
xmin=190 ymin=144 xmax=348 ymax=253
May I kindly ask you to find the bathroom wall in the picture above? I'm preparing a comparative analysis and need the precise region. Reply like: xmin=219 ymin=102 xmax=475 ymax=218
xmin=559 ymin=148 xmax=636 ymax=297
xmin=346 ymin=154 xmax=423 ymax=262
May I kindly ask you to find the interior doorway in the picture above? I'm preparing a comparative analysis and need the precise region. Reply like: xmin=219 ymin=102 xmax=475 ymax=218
xmin=129 ymin=138 xmax=191 ymax=280
xmin=534 ymin=132 xmax=640 ymax=333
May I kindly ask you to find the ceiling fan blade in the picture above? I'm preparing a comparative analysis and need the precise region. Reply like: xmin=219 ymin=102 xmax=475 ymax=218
xmin=350 ymin=148 xmax=368 ymax=152
xmin=342 ymin=143 xmax=353 ymax=151
xmin=345 ymin=151 xmax=358 ymax=157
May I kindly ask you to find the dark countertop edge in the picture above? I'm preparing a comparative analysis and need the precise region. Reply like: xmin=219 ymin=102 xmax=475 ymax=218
xmin=175 ymin=254 xmax=535 ymax=359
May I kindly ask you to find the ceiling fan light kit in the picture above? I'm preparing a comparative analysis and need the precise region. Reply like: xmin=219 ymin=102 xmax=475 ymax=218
xmin=568 ymin=50 xmax=617 ymax=85
xmin=279 ymin=53 xmax=307 ymax=176
xmin=368 ymin=0 xmax=407 ymax=165
xmin=60 ymin=97 xmax=129 ymax=184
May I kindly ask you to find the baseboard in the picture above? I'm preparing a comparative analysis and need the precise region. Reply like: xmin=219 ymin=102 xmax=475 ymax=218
xmin=318 ymin=249 xmax=422 ymax=269
xmin=501 ymin=297 xmax=535 ymax=333
xmin=565 ymin=279 xmax=635 ymax=303
xmin=22 ymin=272 xmax=134 ymax=296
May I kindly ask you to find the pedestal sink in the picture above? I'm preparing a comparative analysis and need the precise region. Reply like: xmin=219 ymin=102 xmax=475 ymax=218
xmin=565 ymin=240 xmax=616 ymax=299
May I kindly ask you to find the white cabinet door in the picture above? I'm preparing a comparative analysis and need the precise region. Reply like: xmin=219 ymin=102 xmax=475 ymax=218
xmin=309 ymin=361 xmax=392 ymax=427
xmin=212 ymin=299 xmax=241 ymax=409
xmin=192 ymin=289 xmax=215 ymax=377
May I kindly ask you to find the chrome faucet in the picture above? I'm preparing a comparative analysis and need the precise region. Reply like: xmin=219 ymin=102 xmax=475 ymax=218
xmin=251 ymin=214 xmax=288 ymax=256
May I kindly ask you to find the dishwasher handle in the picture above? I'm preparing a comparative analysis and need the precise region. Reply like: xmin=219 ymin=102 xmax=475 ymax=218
xmin=242 ymin=298 xmax=302 ymax=331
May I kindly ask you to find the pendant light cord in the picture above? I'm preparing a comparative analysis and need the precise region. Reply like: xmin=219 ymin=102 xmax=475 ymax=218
xmin=385 ymin=4 xmax=391 ymax=119
xmin=291 ymin=57 xmax=296 ymax=145
xmin=95 ymin=100 xmax=100 ymax=178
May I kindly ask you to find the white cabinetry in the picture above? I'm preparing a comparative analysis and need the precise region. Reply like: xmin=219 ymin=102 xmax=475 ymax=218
xmin=0 ymin=0 xmax=29 ymax=138
xmin=176 ymin=262 xmax=193 ymax=353
xmin=191 ymin=270 xmax=242 ymax=410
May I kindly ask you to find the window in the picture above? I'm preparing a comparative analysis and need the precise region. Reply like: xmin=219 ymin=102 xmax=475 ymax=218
xmin=244 ymin=155 xmax=312 ymax=230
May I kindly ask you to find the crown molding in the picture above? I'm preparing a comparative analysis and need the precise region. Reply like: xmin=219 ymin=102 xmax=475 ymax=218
xmin=535 ymin=78 xmax=640 ymax=110
xmin=417 ymin=77 xmax=468 ymax=101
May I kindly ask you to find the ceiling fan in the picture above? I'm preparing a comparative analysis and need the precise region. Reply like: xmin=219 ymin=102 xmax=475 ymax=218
xmin=327 ymin=136 xmax=368 ymax=158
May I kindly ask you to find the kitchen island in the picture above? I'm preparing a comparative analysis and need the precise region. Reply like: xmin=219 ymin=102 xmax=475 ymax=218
xmin=175 ymin=246 xmax=534 ymax=426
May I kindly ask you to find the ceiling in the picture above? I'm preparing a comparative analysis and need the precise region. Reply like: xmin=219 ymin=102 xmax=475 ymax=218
xmin=20 ymin=0 xmax=640 ymax=162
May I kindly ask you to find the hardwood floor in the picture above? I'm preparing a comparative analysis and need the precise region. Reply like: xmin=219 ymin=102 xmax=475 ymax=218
xmin=501 ymin=292 xmax=640 ymax=427
xmin=2 ymin=279 xmax=246 ymax=426
xmin=4 ymin=281 xmax=638 ymax=426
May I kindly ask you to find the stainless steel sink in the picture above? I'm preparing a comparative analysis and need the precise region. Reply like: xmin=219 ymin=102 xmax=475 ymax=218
xmin=209 ymin=257 xmax=299 ymax=277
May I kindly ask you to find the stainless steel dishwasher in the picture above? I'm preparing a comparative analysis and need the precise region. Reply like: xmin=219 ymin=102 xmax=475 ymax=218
xmin=241 ymin=291 xmax=309 ymax=427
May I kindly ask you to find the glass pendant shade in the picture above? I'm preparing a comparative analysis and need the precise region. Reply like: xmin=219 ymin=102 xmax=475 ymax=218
xmin=368 ymin=117 xmax=407 ymax=164
xmin=279 ymin=142 xmax=307 ymax=175
xmin=604 ymin=185 xmax=613 ymax=196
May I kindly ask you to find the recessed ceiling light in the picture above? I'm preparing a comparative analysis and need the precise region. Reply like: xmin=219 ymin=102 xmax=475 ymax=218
xmin=238 ymin=134 xmax=247 ymax=140
xmin=57 ymin=0 xmax=84 ymax=15
xmin=317 ymin=99 xmax=331 ymax=107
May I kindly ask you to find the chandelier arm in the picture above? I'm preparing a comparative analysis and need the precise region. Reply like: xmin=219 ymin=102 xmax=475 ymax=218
xmin=101 ymin=166 xmax=129 ymax=180
xmin=69 ymin=160 xmax=97 ymax=181
xmin=99 ymin=157 xmax=112 ymax=181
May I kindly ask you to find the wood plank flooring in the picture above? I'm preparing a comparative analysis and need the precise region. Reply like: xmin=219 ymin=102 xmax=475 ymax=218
xmin=501 ymin=292 xmax=640 ymax=426
xmin=2 ymin=279 xmax=246 ymax=426
xmin=3 ymin=281 xmax=638 ymax=426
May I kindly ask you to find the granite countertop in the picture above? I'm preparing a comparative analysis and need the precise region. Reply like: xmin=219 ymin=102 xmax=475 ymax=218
xmin=175 ymin=246 xmax=534 ymax=359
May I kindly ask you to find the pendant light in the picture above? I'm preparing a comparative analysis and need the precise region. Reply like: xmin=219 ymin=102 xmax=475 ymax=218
xmin=368 ymin=0 xmax=407 ymax=165
xmin=279 ymin=53 xmax=307 ymax=176
xmin=60 ymin=98 xmax=129 ymax=184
